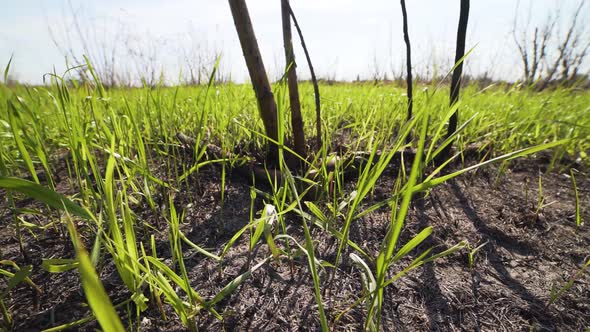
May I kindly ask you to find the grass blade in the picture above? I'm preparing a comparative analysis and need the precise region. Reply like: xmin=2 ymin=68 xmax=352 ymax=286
xmin=0 ymin=176 xmax=91 ymax=220
xmin=66 ymin=219 xmax=125 ymax=332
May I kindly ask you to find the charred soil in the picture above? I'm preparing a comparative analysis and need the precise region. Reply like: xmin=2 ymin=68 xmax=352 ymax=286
xmin=1 ymin=155 xmax=589 ymax=331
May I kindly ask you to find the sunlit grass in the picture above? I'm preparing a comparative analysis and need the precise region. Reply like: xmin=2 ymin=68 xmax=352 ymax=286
xmin=0 ymin=70 xmax=588 ymax=331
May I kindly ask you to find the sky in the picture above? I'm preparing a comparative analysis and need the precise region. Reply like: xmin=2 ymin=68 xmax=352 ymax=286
xmin=1 ymin=0 xmax=588 ymax=85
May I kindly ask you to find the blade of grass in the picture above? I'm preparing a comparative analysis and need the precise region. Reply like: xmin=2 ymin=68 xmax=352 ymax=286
xmin=0 ymin=176 xmax=91 ymax=220
xmin=66 ymin=218 xmax=125 ymax=332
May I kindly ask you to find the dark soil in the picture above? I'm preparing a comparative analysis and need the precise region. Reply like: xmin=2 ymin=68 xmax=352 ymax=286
xmin=1 ymin=155 xmax=589 ymax=331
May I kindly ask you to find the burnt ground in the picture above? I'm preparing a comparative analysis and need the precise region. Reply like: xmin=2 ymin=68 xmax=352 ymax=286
xmin=1 ymin=154 xmax=589 ymax=331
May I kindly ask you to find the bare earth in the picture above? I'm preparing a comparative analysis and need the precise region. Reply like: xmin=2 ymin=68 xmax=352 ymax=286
xmin=1 ymin=155 xmax=589 ymax=331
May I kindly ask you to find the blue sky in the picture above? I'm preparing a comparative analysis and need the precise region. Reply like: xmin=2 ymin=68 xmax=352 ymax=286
xmin=1 ymin=0 xmax=588 ymax=84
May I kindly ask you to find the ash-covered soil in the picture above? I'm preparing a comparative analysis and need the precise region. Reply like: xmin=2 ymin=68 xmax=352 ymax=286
xmin=1 ymin=155 xmax=589 ymax=331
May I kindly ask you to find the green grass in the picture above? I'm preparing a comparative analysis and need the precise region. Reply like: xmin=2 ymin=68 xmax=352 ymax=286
xmin=0 ymin=74 xmax=588 ymax=331
xmin=1 ymin=82 xmax=588 ymax=171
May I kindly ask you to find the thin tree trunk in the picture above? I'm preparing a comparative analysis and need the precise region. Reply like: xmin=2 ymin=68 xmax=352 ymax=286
xmin=281 ymin=0 xmax=306 ymax=160
xmin=287 ymin=3 xmax=322 ymax=149
xmin=446 ymin=0 xmax=470 ymax=145
xmin=400 ymin=0 xmax=413 ymax=144
xmin=228 ymin=0 xmax=279 ymax=162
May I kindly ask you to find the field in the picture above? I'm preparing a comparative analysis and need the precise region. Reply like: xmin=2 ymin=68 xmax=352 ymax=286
xmin=0 ymin=78 xmax=589 ymax=331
